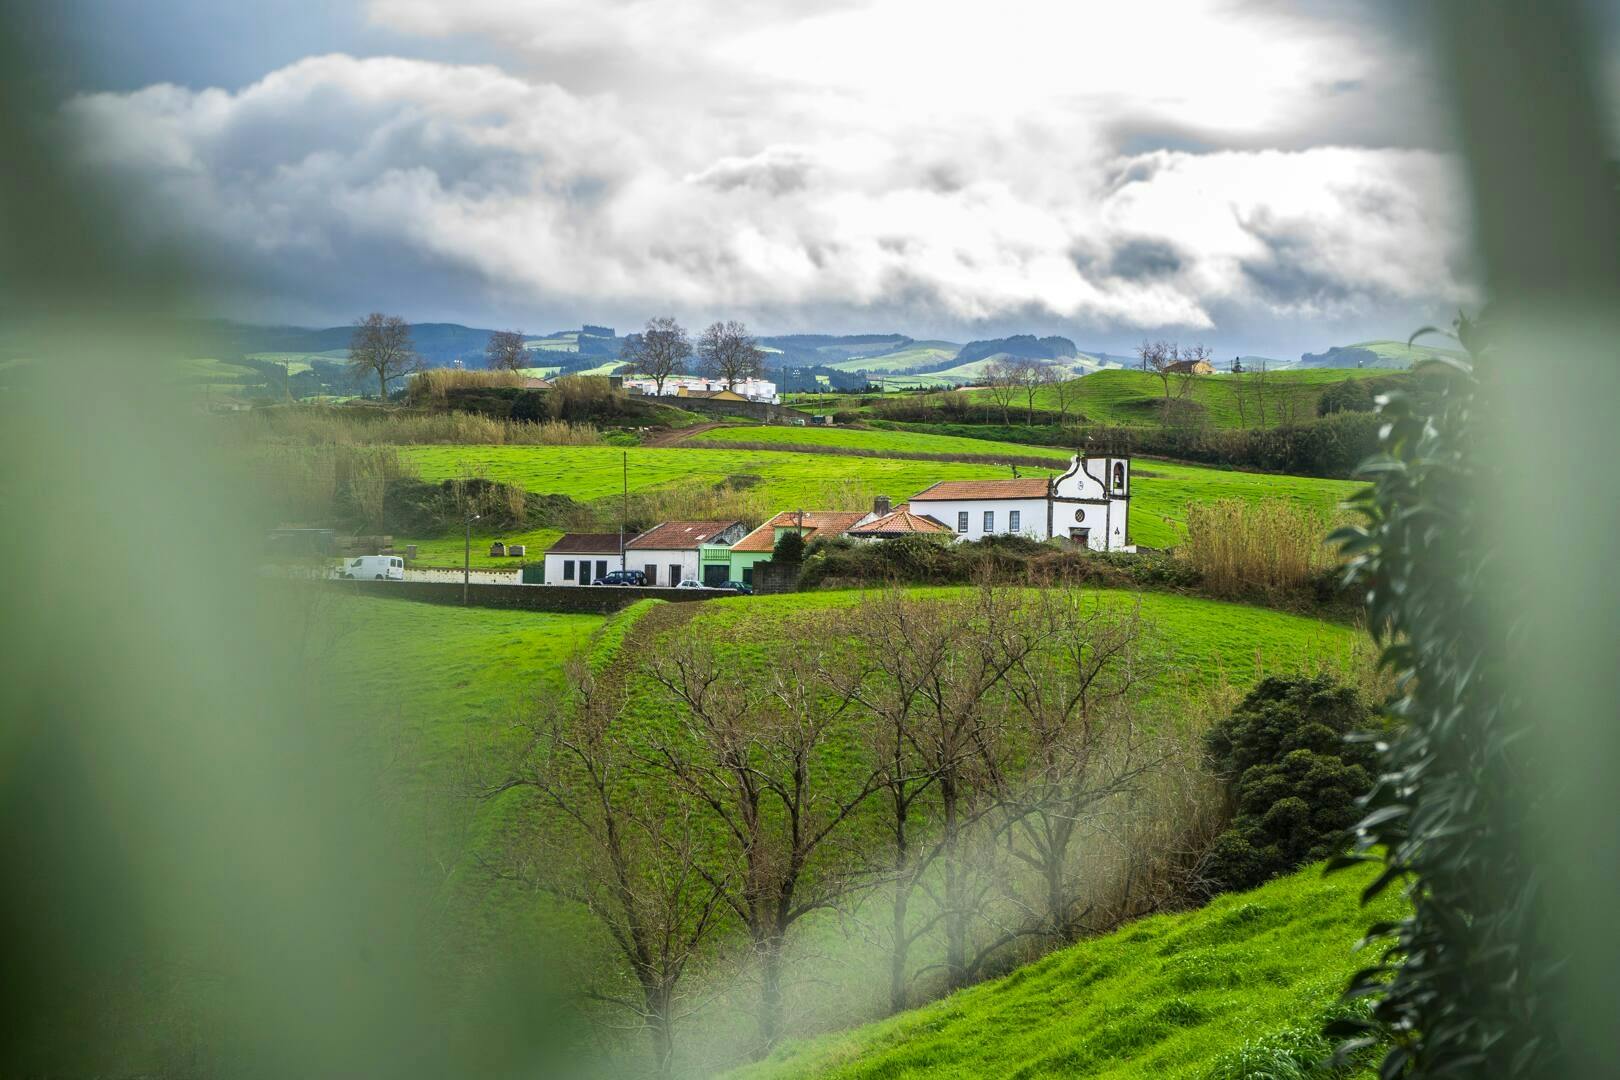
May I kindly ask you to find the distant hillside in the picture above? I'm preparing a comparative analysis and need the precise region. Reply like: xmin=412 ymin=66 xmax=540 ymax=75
xmin=760 ymin=334 xmax=914 ymax=369
xmin=733 ymin=859 xmax=1401 ymax=1080
xmin=1296 ymin=339 xmax=1464 ymax=370
xmin=956 ymin=334 xmax=1078 ymax=365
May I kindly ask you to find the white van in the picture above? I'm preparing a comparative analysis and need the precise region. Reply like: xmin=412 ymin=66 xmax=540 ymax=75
xmin=338 ymin=555 xmax=404 ymax=581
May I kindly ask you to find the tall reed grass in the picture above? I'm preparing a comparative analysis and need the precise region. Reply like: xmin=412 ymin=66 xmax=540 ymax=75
xmin=1177 ymin=498 xmax=1338 ymax=597
xmin=404 ymin=367 xmax=526 ymax=404
xmin=237 ymin=407 xmax=601 ymax=446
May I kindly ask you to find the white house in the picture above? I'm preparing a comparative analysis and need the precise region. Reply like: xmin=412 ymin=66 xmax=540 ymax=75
xmin=543 ymin=533 xmax=629 ymax=585
xmin=624 ymin=520 xmax=749 ymax=587
xmin=905 ymin=455 xmax=1134 ymax=552
xmin=907 ymin=478 xmax=1055 ymax=542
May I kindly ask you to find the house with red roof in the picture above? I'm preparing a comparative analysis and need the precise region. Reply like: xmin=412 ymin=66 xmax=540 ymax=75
xmin=624 ymin=520 xmax=749 ymax=587
xmin=905 ymin=454 xmax=1134 ymax=551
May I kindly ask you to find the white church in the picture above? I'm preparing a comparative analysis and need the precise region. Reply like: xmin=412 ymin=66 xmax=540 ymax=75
xmin=905 ymin=454 xmax=1135 ymax=551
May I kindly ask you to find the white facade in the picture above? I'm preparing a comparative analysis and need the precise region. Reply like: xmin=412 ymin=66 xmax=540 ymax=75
xmin=904 ymin=455 xmax=1134 ymax=552
xmin=1051 ymin=455 xmax=1133 ymax=552
xmin=623 ymin=375 xmax=780 ymax=403
xmin=911 ymin=498 xmax=1051 ymax=542
xmin=544 ymin=550 xmax=625 ymax=585
xmin=623 ymin=549 xmax=702 ymax=587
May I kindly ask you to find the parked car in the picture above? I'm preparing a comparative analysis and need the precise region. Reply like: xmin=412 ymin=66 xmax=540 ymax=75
xmin=592 ymin=569 xmax=647 ymax=586
xmin=339 ymin=555 xmax=404 ymax=581
xmin=673 ymin=579 xmax=708 ymax=589
xmin=722 ymin=580 xmax=754 ymax=594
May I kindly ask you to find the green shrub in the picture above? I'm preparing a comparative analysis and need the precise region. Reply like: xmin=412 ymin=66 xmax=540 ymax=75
xmin=772 ymin=529 xmax=806 ymax=562
xmin=1203 ymin=676 xmax=1380 ymax=893
xmin=1315 ymin=379 xmax=1376 ymax=416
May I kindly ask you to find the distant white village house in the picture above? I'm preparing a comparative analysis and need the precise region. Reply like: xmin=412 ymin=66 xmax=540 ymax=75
xmin=622 ymin=375 xmax=780 ymax=404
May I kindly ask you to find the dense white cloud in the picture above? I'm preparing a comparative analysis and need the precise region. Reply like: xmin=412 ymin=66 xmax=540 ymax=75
xmin=62 ymin=1 xmax=1476 ymax=349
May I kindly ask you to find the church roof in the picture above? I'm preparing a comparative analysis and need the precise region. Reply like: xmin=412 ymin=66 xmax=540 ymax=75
xmin=909 ymin=478 xmax=1052 ymax=501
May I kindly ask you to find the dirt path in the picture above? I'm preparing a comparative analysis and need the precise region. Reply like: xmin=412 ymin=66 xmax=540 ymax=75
xmin=643 ymin=421 xmax=752 ymax=447
xmin=589 ymin=597 xmax=706 ymax=701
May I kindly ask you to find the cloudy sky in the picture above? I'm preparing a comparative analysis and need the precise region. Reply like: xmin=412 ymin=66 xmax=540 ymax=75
xmin=27 ymin=0 xmax=1564 ymax=357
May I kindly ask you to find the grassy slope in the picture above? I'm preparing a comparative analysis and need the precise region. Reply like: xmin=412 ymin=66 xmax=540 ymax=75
xmin=397 ymin=442 xmax=1358 ymax=552
xmin=960 ymin=368 xmax=1391 ymax=429
xmin=679 ymin=589 xmax=1363 ymax=702
xmin=687 ymin=423 xmax=1076 ymax=462
xmin=826 ymin=341 xmax=962 ymax=374
xmin=325 ymin=597 xmax=602 ymax=929
xmin=731 ymin=859 xmax=1400 ymax=1080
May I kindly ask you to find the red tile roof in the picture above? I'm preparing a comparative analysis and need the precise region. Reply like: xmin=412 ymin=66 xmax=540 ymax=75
xmin=909 ymin=478 xmax=1052 ymax=501
xmin=546 ymin=532 xmax=631 ymax=554
xmin=624 ymin=520 xmax=743 ymax=550
xmin=847 ymin=508 xmax=952 ymax=536
xmin=731 ymin=510 xmax=872 ymax=553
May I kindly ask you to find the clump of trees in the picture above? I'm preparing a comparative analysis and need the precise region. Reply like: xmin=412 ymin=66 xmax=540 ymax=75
xmin=696 ymin=320 xmax=765 ymax=389
xmin=1201 ymin=676 xmax=1379 ymax=893
xmin=479 ymin=586 xmax=1215 ymax=1075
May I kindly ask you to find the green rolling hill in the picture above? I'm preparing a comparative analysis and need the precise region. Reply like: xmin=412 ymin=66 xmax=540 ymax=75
xmin=730 ymin=858 xmax=1401 ymax=1080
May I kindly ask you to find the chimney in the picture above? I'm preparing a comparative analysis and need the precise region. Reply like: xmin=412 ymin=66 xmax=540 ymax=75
xmin=873 ymin=495 xmax=892 ymax=517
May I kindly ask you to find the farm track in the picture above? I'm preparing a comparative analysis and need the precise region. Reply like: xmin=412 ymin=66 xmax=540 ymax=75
xmin=592 ymin=599 xmax=704 ymax=702
xmin=643 ymin=422 xmax=738 ymax=446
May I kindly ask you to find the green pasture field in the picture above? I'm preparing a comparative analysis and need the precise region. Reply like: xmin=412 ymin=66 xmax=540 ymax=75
xmin=686 ymin=423 xmax=1077 ymax=461
xmin=398 ymin=443 xmax=1053 ymax=513
xmin=401 ymin=525 xmax=563 ymax=568
xmin=825 ymin=341 xmax=961 ymax=374
xmin=730 ymin=857 xmax=1400 ymax=1080
xmin=395 ymin=442 xmax=1358 ymax=550
xmin=323 ymin=588 xmax=1364 ymax=1072
xmin=170 ymin=356 xmax=261 ymax=384
xmin=960 ymin=367 xmax=1394 ymax=429
xmin=323 ymin=596 xmax=602 ymax=933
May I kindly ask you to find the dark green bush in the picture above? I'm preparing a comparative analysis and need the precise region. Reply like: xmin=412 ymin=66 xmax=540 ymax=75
xmin=1316 ymin=379 xmax=1376 ymax=416
xmin=1203 ymin=676 xmax=1379 ymax=893
xmin=772 ymin=529 xmax=806 ymax=563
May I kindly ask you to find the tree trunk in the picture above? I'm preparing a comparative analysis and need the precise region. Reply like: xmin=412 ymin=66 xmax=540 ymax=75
xmin=378 ymin=369 xmax=387 ymax=401
xmin=757 ymin=930 xmax=786 ymax=1053
xmin=889 ymin=885 xmax=911 ymax=1013
xmin=646 ymin=992 xmax=676 ymax=1080
xmin=940 ymin=771 xmax=968 ymax=990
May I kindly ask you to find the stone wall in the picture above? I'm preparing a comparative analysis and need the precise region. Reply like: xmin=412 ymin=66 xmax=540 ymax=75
xmin=751 ymin=559 xmax=800 ymax=595
xmin=331 ymin=579 xmax=726 ymax=614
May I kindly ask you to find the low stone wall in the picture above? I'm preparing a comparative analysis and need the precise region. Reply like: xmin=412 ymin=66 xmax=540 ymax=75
xmin=404 ymin=566 xmax=523 ymax=585
xmin=331 ymin=578 xmax=726 ymax=613
xmin=751 ymin=559 xmax=800 ymax=595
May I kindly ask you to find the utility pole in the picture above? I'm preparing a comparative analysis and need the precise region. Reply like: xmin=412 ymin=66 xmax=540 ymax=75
xmin=620 ymin=450 xmax=628 ymax=572
xmin=463 ymin=513 xmax=480 ymax=604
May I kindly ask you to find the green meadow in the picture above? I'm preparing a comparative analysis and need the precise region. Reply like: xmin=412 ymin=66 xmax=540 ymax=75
xmin=396 ymin=442 xmax=1358 ymax=552
xmin=958 ymin=367 xmax=1395 ymax=429
xmin=730 ymin=858 xmax=1401 ymax=1080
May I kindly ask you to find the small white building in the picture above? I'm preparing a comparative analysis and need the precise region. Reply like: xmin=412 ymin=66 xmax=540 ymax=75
xmin=904 ymin=455 xmax=1134 ymax=551
xmin=543 ymin=533 xmax=628 ymax=585
xmin=624 ymin=520 xmax=749 ymax=587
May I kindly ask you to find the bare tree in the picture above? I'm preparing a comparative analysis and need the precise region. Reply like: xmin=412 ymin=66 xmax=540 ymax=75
xmin=993 ymin=597 xmax=1163 ymax=943
xmin=478 ymin=658 xmax=727 ymax=1079
xmin=981 ymin=358 xmax=1020 ymax=425
xmin=641 ymin=631 xmax=882 ymax=1054
xmin=348 ymin=312 xmax=418 ymax=400
xmin=620 ymin=317 xmax=692 ymax=397
xmin=1018 ymin=359 xmax=1050 ymax=425
xmin=696 ymin=320 xmax=765 ymax=390
xmin=485 ymin=329 xmax=527 ymax=372
xmin=1040 ymin=363 xmax=1081 ymax=427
